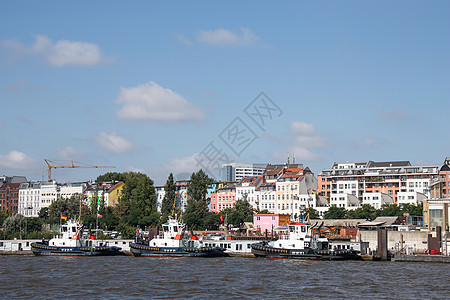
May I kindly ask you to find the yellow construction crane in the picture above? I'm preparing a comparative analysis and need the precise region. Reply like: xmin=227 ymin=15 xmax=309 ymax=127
xmin=44 ymin=159 xmax=115 ymax=181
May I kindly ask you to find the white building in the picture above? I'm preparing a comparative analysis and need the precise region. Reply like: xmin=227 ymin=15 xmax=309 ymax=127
xmin=330 ymin=193 xmax=361 ymax=210
xmin=319 ymin=161 xmax=440 ymax=202
xmin=397 ymin=191 xmax=427 ymax=205
xmin=362 ymin=192 xmax=394 ymax=209
xmin=60 ymin=183 xmax=85 ymax=199
xmin=155 ymin=186 xmax=165 ymax=212
xmin=18 ymin=182 xmax=42 ymax=217
xmin=235 ymin=176 xmax=263 ymax=210
xmin=255 ymin=182 xmax=277 ymax=213
xmin=40 ymin=181 xmax=59 ymax=209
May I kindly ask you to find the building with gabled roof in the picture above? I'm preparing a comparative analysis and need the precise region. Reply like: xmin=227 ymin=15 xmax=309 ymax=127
xmin=106 ymin=181 xmax=124 ymax=207
xmin=235 ymin=176 xmax=263 ymax=210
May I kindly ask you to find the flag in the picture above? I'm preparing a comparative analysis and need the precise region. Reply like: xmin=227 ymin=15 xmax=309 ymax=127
xmin=97 ymin=214 xmax=103 ymax=218
xmin=61 ymin=216 xmax=67 ymax=220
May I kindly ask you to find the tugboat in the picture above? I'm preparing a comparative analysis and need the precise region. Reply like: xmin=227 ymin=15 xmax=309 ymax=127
xmin=31 ymin=219 xmax=122 ymax=256
xmin=251 ymin=222 xmax=361 ymax=260
xmin=130 ymin=216 xmax=227 ymax=257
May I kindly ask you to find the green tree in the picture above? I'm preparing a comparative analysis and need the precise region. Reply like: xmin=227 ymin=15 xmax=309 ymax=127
xmin=161 ymin=173 xmax=176 ymax=219
xmin=95 ymin=172 xmax=127 ymax=183
xmin=378 ymin=204 xmax=403 ymax=217
xmin=184 ymin=170 xmax=214 ymax=230
xmin=304 ymin=207 xmax=320 ymax=220
xmin=401 ymin=203 xmax=423 ymax=216
xmin=47 ymin=195 xmax=84 ymax=222
xmin=233 ymin=198 xmax=254 ymax=223
xmin=120 ymin=172 xmax=157 ymax=227
xmin=187 ymin=170 xmax=213 ymax=203
xmin=346 ymin=204 xmax=377 ymax=220
xmin=3 ymin=214 xmax=25 ymax=235
xmin=204 ymin=213 xmax=220 ymax=230
xmin=323 ymin=206 xmax=347 ymax=219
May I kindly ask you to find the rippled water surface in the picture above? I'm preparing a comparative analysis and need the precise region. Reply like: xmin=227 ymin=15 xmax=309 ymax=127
xmin=1 ymin=256 xmax=448 ymax=299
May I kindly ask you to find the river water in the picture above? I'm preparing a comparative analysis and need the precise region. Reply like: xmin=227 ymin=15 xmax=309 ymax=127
xmin=0 ymin=256 xmax=448 ymax=299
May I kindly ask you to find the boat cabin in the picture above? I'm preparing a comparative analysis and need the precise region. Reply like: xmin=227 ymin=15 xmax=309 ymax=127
xmin=49 ymin=219 xmax=83 ymax=247
xmin=269 ymin=222 xmax=312 ymax=250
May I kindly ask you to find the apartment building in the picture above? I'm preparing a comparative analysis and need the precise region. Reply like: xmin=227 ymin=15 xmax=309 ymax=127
xmin=210 ymin=184 xmax=236 ymax=213
xmin=18 ymin=181 xmax=42 ymax=217
xmin=318 ymin=161 xmax=439 ymax=205
xmin=0 ymin=183 xmax=20 ymax=214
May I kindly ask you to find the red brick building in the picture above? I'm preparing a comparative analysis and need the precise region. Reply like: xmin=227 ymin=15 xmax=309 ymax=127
xmin=0 ymin=183 xmax=21 ymax=214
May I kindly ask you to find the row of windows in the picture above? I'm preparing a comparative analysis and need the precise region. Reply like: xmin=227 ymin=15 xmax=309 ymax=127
xmin=0 ymin=193 xmax=18 ymax=198
xmin=256 ymin=195 xmax=275 ymax=200
xmin=277 ymin=185 xmax=298 ymax=191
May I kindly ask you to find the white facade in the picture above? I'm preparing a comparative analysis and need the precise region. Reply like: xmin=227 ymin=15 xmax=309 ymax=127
xmin=405 ymin=178 xmax=430 ymax=196
xmin=60 ymin=183 xmax=85 ymax=199
xmin=362 ymin=192 xmax=394 ymax=209
xmin=397 ymin=192 xmax=427 ymax=205
xmin=18 ymin=182 xmax=41 ymax=217
xmin=155 ymin=186 xmax=165 ymax=212
xmin=335 ymin=180 xmax=359 ymax=197
xmin=330 ymin=193 xmax=361 ymax=210
xmin=256 ymin=185 xmax=277 ymax=213
xmin=40 ymin=181 xmax=59 ymax=209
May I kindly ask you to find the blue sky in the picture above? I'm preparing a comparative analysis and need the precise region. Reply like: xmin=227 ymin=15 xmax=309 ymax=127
xmin=1 ymin=1 xmax=449 ymax=185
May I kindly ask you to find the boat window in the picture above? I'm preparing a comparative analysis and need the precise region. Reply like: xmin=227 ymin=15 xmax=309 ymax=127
xmin=62 ymin=227 xmax=67 ymax=232
xmin=289 ymin=226 xmax=295 ymax=232
xmin=301 ymin=226 xmax=306 ymax=232
xmin=72 ymin=227 xmax=76 ymax=233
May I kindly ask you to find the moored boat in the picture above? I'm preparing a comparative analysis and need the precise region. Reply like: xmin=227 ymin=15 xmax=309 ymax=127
xmin=130 ymin=217 xmax=227 ymax=257
xmin=251 ymin=222 xmax=361 ymax=260
xmin=31 ymin=219 xmax=122 ymax=256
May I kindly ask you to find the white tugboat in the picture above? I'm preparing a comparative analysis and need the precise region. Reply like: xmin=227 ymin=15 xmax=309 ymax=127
xmin=130 ymin=216 xmax=227 ymax=257
xmin=31 ymin=219 xmax=122 ymax=256
xmin=251 ymin=222 xmax=362 ymax=260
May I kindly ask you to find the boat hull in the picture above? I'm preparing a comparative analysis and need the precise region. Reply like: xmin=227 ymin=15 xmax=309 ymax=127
xmin=31 ymin=242 xmax=122 ymax=256
xmin=130 ymin=243 xmax=227 ymax=257
xmin=251 ymin=243 xmax=362 ymax=261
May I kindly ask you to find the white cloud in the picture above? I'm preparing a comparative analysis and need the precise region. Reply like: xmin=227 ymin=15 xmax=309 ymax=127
xmin=57 ymin=146 xmax=84 ymax=160
xmin=197 ymin=28 xmax=259 ymax=46
xmin=290 ymin=121 xmax=316 ymax=135
xmin=151 ymin=153 xmax=211 ymax=184
xmin=96 ymin=132 xmax=133 ymax=154
xmin=1 ymin=35 xmax=113 ymax=66
xmin=0 ymin=150 xmax=37 ymax=170
xmin=115 ymin=81 xmax=205 ymax=122
xmin=272 ymin=121 xmax=325 ymax=162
